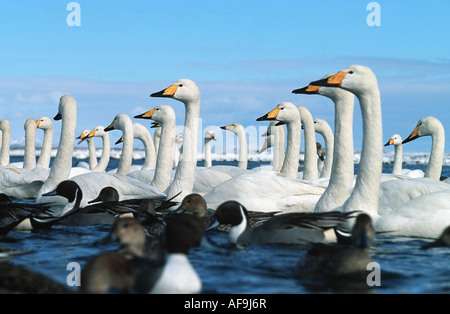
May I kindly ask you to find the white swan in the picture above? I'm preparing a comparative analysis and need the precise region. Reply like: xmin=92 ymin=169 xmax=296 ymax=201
xmin=36 ymin=96 xmax=164 ymax=209
xmin=0 ymin=119 xmax=49 ymax=199
xmin=36 ymin=117 xmax=53 ymax=169
xmin=203 ymin=130 xmax=216 ymax=168
xmin=384 ymin=134 xmax=424 ymax=178
xmin=221 ymin=123 xmax=248 ymax=169
xmin=76 ymin=129 xmax=98 ymax=170
xmin=313 ymin=118 xmax=334 ymax=178
xmin=310 ymin=65 xmax=450 ymax=238
xmin=146 ymin=79 xmax=202 ymax=203
xmin=402 ymin=116 xmax=445 ymax=181
xmin=293 ymin=78 xmax=355 ymax=213
xmin=86 ymin=126 xmax=110 ymax=172
xmin=132 ymin=105 xmax=176 ymax=191
xmin=203 ymin=102 xmax=326 ymax=213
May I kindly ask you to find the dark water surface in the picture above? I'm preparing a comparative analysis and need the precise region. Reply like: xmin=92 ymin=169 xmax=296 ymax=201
xmin=2 ymin=158 xmax=450 ymax=294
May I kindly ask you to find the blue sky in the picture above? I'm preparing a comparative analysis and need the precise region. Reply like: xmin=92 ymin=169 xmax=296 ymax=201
xmin=0 ymin=0 xmax=449 ymax=154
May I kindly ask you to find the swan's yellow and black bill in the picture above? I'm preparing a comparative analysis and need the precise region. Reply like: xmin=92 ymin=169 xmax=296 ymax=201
xmin=54 ymin=112 xmax=62 ymax=121
xmin=135 ymin=108 xmax=157 ymax=120
xmin=115 ymin=136 xmax=124 ymax=145
xmin=310 ymin=71 xmax=349 ymax=87
xmin=220 ymin=124 xmax=233 ymax=130
xmin=402 ymin=125 xmax=420 ymax=144
xmin=151 ymin=121 xmax=161 ymax=128
xmin=384 ymin=138 xmax=395 ymax=147
xmin=256 ymin=108 xmax=280 ymax=121
xmin=87 ymin=129 xmax=96 ymax=138
xmin=36 ymin=120 xmax=41 ymax=127
xmin=104 ymin=120 xmax=116 ymax=132
xmin=150 ymin=84 xmax=179 ymax=98
xmin=76 ymin=132 xmax=88 ymax=144
xmin=292 ymin=84 xmax=321 ymax=94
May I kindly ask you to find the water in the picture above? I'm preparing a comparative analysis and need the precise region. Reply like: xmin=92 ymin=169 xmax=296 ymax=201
xmin=2 ymin=158 xmax=450 ymax=294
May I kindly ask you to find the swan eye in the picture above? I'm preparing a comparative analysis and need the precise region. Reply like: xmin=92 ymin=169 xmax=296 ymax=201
xmin=348 ymin=71 xmax=354 ymax=74
xmin=179 ymin=84 xmax=183 ymax=87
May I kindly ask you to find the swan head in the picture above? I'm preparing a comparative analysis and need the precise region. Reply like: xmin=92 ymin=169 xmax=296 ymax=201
xmin=76 ymin=129 xmax=91 ymax=144
xmin=204 ymin=130 xmax=216 ymax=141
xmin=384 ymin=134 xmax=402 ymax=147
xmin=24 ymin=118 xmax=37 ymax=132
xmin=134 ymin=105 xmax=176 ymax=126
xmin=150 ymin=79 xmax=200 ymax=105
xmin=105 ymin=113 xmax=132 ymax=132
xmin=55 ymin=95 xmax=77 ymax=121
xmin=36 ymin=117 xmax=53 ymax=130
xmin=309 ymin=65 xmax=378 ymax=96
xmin=402 ymin=116 xmax=444 ymax=144
xmin=220 ymin=123 xmax=244 ymax=135
xmin=87 ymin=126 xmax=107 ymax=139
xmin=256 ymin=102 xmax=299 ymax=125
xmin=0 ymin=119 xmax=11 ymax=132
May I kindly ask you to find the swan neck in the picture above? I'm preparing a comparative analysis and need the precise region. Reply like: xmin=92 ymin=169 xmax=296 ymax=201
xmin=204 ymin=138 xmax=212 ymax=168
xmin=93 ymin=133 xmax=110 ymax=172
xmin=273 ymin=125 xmax=285 ymax=172
xmin=236 ymin=127 xmax=248 ymax=169
xmin=299 ymin=109 xmax=318 ymax=180
xmin=315 ymin=93 xmax=355 ymax=212
xmin=23 ymin=123 xmax=37 ymax=170
xmin=280 ymin=120 xmax=301 ymax=178
xmin=345 ymin=89 xmax=382 ymax=214
xmin=117 ymin=123 xmax=133 ymax=175
xmin=392 ymin=144 xmax=403 ymax=175
xmin=0 ymin=125 xmax=10 ymax=166
xmin=140 ymin=131 xmax=157 ymax=170
xmin=319 ymin=126 xmax=334 ymax=178
xmin=37 ymin=127 xmax=53 ymax=169
xmin=167 ymin=98 xmax=200 ymax=200
xmin=87 ymin=139 xmax=98 ymax=170
xmin=426 ymin=127 xmax=445 ymax=180
xmin=152 ymin=119 xmax=176 ymax=191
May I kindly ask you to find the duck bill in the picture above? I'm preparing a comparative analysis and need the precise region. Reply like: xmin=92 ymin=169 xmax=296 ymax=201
xmin=54 ymin=112 xmax=62 ymax=121
xmin=134 ymin=108 xmax=156 ymax=120
xmin=206 ymin=219 xmax=220 ymax=231
xmin=384 ymin=138 xmax=395 ymax=147
xmin=402 ymin=125 xmax=420 ymax=144
xmin=310 ymin=71 xmax=348 ymax=87
xmin=292 ymin=85 xmax=321 ymax=94
xmin=256 ymin=108 xmax=280 ymax=121
xmin=42 ymin=188 xmax=58 ymax=197
xmin=150 ymin=84 xmax=179 ymax=98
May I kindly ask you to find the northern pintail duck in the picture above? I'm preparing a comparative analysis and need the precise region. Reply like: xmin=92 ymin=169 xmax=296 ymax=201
xmin=179 ymin=193 xmax=279 ymax=231
xmin=421 ymin=226 xmax=450 ymax=249
xmin=297 ymin=213 xmax=375 ymax=278
xmin=81 ymin=213 xmax=203 ymax=294
xmin=106 ymin=217 xmax=164 ymax=261
xmin=209 ymin=200 xmax=358 ymax=245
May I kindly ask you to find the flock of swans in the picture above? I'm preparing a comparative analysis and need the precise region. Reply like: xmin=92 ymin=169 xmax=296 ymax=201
xmin=0 ymin=65 xmax=449 ymax=242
